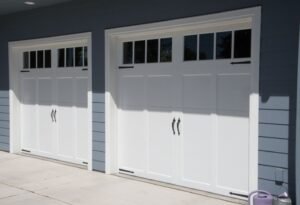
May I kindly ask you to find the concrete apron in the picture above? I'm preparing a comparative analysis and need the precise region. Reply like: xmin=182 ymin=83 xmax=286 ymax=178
xmin=0 ymin=151 xmax=246 ymax=205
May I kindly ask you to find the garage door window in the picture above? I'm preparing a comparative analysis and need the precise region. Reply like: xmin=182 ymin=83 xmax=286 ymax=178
xmin=234 ymin=29 xmax=251 ymax=58
xmin=160 ymin=38 xmax=172 ymax=62
xmin=184 ymin=35 xmax=198 ymax=61
xmin=147 ymin=39 xmax=159 ymax=63
xmin=23 ymin=50 xmax=52 ymax=70
xmin=122 ymin=38 xmax=172 ymax=65
xmin=199 ymin=33 xmax=214 ymax=60
xmin=216 ymin=31 xmax=232 ymax=59
xmin=58 ymin=47 xmax=88 ymax=68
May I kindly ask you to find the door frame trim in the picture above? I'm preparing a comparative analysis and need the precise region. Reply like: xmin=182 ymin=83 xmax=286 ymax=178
xmin=8 ymin=32 xmax=93 ymax=170
xmin=105 ymin=7 xmax=261 ymax=193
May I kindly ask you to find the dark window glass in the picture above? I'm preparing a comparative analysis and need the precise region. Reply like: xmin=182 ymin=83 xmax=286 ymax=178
xmin=147 ymin=39 xmax=159 ymax=63
xmin=58 ymin=49 xmax=65 ymax=67
xmin=184 ymin=35 xmax=197 ymax=61
xmin=199 ymin=33 xmax=214 ymax=60
xmin=23 ymin=52 xmax=29 ymax=69
xmin=75 ymin=47 xmax=83 ymax=67
xmin=234 ymin=29 xmax=251 ymax=58
xmin=216 ymin=31 xmax=232 ymax=59
xmin=30 ymin=51 xmax=36 ymax=69
xmin=84 ymin=46 xmax=88 ymax=66
xmin=45 ymin=50 xmax=51 ymax=68
xmin=123 ymin=42 xmax=132 ymax=64
xmin=66 ymin=48 xmax=74 ymax=67
xmin=134 ymin=41 xmax=145 ymax=64
xmin=37 ymin=50 xmax=44 ymax=68
xmin=160 ymin=38 xmax=172 ymax=62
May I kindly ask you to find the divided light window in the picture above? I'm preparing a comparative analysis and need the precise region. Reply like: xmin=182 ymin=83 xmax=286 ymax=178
xmin=58 ymin=46 xmax=88 ymax=68
xmin=23 ymin=49 xmax=52 ymax=69
xmin=122 ymin=37 xmax=172 ymax=65
xmin=183 ymin=29 xmax=251 ymax=62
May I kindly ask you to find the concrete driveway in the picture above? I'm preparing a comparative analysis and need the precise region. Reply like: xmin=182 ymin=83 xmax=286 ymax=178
xmin=0 ymin=151 xmax=245 ymax=205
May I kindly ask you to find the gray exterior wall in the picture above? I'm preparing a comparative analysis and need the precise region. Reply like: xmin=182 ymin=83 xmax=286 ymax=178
xmin=0 ymin=91 xmax=9 ymax=152
xmin=0 ymin=0 xmax=299 ymax=203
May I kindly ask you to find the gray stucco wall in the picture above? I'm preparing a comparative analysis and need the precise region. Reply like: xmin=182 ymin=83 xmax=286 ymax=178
xmin=0 ymin=0 xmax=299 ymax=203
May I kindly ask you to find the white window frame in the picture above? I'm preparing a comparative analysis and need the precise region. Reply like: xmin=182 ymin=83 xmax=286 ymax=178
xmin=105 ymin=7 xmax=261 ymax=192
xmin=8 ymin=32 xmax=93 ymax=170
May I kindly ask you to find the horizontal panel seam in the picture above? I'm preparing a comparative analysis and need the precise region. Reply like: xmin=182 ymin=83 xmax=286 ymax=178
xmin=259 ymin=150 xmax=288 ymax=155
xmin=93 ymin=159 xmax=105 ymax=163
xmin=259 ymin=164 xmax=288 ymax=170
xmin=258 ymin=178 xmax=288 ymax=183
xmin=258 ymin=164 xmax=288 ymax=169
xmin=259 ymin=122 xmax=290 ymax=126
xmin=259 ymin=108 xmax=290 ymax=111
xmin=259 ymin=136 xmax=288 ymax=140
xmin=93 ymin=140 xmax=105 ymax=143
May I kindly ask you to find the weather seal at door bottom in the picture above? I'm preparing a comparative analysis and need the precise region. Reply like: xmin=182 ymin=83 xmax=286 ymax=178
xmin=119 ymin=168 xmax=134 ymax=174
xmin=229 ymin=192 xmax=248 ymax=198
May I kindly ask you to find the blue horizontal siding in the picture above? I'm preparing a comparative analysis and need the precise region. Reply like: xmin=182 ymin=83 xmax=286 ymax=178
xmin=258 ymin=179 xmax=288 ymax=196
xmin=0 ymin=92 xmax=9 ymax=152
xmin=92 ymin=93 xmax=105 ymax=172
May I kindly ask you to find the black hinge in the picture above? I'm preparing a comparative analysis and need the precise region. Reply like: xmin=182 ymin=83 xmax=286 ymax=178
xmin=231 ymin=61 xmax=251 ymax=65
xmin=20 ymin=70 xmax=30 ymax=73
xmin=82 ymin=68 xmax=88 ymax=71
xmin=118 ymin=66 xmax=134 ymax=69
xmin=229 ymin=192 xmax=248 ymax=198
xmin=82 ymin=161 xmax=88 ymax=165
xmin=21 ymin=149 xmax=31 ymax=153
xmin=119 ymin=168 xmax=134 ymax=174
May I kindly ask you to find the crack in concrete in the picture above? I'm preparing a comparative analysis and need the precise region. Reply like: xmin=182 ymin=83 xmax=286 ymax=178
xmin=0 ymin=182 xmax=73 ymax=205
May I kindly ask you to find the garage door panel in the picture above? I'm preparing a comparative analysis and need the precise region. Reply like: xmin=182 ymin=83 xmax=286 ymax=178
xmin=120 ymin=76 xmax=145 ymax=107
xmin=183 ymin=75 xmax=215 ymax=109
xmin=217 ymin=74 xmax=250 ymax=112
xmin=147 ymin=76 xmax=176 ymax=108
xmin=216 ymin=113 xmax=249 ymax=192
xmin=119 ymin=110 xmax=147 ymax=172
xmin=21 ymin=78 xmax=37 ymax=150
xmin=21 ymin=78 xmax=36 ymax=104
xmin=181 ymin=110 xmax=214 ymax=186
xmin=148 ymin=110 xmax=174 ymax=179
xmin=57 ymin=78 xmax=75 ymax=159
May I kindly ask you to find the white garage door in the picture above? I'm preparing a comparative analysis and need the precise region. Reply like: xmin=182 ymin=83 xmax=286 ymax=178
xmin=117 ymin=20 xmax=254 ymax=197
xmin=20 ymin=42 xmax=89 ymax=165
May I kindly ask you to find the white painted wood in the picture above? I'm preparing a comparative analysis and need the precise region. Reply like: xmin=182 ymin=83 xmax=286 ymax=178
xmin=9 ymin=33 xmax=92 ymax=168
xmin=105 ymin=7 xmax=261 ymax=198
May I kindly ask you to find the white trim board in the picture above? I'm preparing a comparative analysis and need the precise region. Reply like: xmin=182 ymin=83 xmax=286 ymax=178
xmin=8 ymin=32 xmax=93 ymax=171
xmin=105 ymin=6 xmax=261 ymax=194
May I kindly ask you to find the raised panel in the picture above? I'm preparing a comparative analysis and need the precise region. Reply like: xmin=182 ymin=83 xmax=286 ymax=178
xmin=217 ymin=74 xmax=250 ymax=112
xmin=183 ymin=75 xmax=214 ymax=109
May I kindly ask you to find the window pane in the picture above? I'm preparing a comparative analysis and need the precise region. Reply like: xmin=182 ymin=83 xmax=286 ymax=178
xmin=234 ymin=29 xmax=251 ymax=58
xmin=147 ymin=39 xmax=158 ymax=63
xmin=45 ymin=50 xmax=51 ymax=68
xmin=160 ymin=38 xmax=172 ymax=62
xmin=75 ymin=47 xmax=83 ymax=67
xmin=58 ymin=49 xmax=65 ymax=67
xmin=66 ymin=48 xmax=74 ymax=67
xmin=84 ymin=46 xmax=88 ymax=66
xmin=30 ymin=51 xmax=36 ymax=69
xmin=123 ymin=42 xmax=132 ymax=64
xmin=184 ymin=35 xmax=197 ymax=61
xmin=216 ymin=31 xmax=232 ymax=59
xmin=23 ymin=52 xmax=29 ymax=69
xmin=199 ymin=33 xmax=214 ymax=60
xmin=134 ymin=41 xmax=145 ymax=64
xmin=37 ymin=50 xmax=44 ymax=68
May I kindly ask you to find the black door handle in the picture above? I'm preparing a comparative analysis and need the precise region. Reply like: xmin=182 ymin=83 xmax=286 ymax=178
xmin=177 ymin=118 xmax=181 ymax=136
xmin=54 ymin=109 xmax=57 ymax=122
xmin=172 ymin=118 xmax=176 ymax=135
xmin=51 ymin=110 xmax=54 ymax=122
